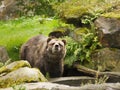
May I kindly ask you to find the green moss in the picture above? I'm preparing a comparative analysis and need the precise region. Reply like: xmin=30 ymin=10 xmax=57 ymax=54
xmin=0 ymin=60 xmax=31 ymax=74
xmin=74 ymin=28 xmax=89 ymax=35
xmin=56 ymin=0 xmax=120 ymax=20
xmin=0 ymin=60 xmax=47 ymax=88
xmin=0 ymin=67 xmax=47 ymax=88
xmin=101 ymin=11 xmax=120 ymax=19
xmin=64 ymin=6 xmax=89 ymax=19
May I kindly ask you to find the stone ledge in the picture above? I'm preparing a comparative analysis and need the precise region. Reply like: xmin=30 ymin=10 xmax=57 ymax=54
xmin=1 ymin=82 xmax=120 ymax=90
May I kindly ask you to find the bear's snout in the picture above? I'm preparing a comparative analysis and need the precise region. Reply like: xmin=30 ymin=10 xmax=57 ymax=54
xmin=55 ymin=44 xmax=59 ymax=49
xmin=51 ymin=43 xmax=61 ymax=54
xmin=54 ymin=43 xmax=61 ymax=50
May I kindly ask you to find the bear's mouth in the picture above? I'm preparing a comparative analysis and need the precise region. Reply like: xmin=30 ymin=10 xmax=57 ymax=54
xmin=52 ymin=49 xmax=61 ymax=55
xmin=52 ymin=50 xmax=60 ymax=54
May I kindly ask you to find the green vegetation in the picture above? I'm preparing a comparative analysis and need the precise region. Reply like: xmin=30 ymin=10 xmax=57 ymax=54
xmin=56 ymin=0 xmax=120 ymax=19
xmin=16 ymin=0 xmax=66 ymax=17
xmin=102 ymin=11 xmax=120 ymax=18
xmin=0 ymin=16 xmax=66 ymax=60
xmin=65 ymin=33 xmax=100 ymax=66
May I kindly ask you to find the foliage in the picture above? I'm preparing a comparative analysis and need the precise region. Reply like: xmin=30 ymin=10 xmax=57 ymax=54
xmin=16 ymin=0 xmax=66 ymax=17
xmin=75 ymin=33 xmax=100 ymax=62
xmin=64 ymin=37 xmax=78 ymax=66
xmin=0 ymin=16 xmax=66 ymax=60
xmin=65 ymin=32 xmax=101 ymax=66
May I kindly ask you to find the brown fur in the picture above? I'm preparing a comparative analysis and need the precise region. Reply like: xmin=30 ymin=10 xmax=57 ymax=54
xmin=20 ymin=34 xmax=66 ymax=78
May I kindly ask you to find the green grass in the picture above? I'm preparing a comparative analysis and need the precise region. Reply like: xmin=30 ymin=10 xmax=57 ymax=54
xmin=0 ymin=16 xmax=63 ymax=61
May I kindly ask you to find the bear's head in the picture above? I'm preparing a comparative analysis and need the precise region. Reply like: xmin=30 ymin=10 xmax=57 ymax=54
xmin=46 ymin=37 xmax=66 ymax=56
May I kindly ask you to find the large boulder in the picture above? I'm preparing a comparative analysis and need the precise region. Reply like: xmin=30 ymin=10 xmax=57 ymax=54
xmin=0 ymin=60 xmax=31 ymax=74
xmin=91 ymin=48 xmax=120 ymax=72
xmin=49 ymin=26 xmax=70 ymax=38
xmin=95 ymin=16 xmax=120 ymax=48
xmin=0 ymin=46 xmax=9 ymax=63
xmin=0 ymin=60 xmax=47 ymax=88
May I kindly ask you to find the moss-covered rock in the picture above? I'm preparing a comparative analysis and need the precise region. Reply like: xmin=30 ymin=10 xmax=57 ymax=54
xmin=0 ymin=60 xmax=31 ymax=74
xmin=0 ymin=67 xmax=47 ymax=88
xmin=0 ymin=60 xmax=47 ymax=88
xmin=91 ymin=48 xmax=120 ymax=72
xmin=71 ymin=27 xmax=89 ymax=41
xmin=95 ymin=15 xmax=120 ymax=48
xmin=49 ymin=26 xmax=70 ymax=38
xmin=55 ymin=0 xmax=120 ymax=26
xmin=101 ymin=11 xmax=120 ymax=19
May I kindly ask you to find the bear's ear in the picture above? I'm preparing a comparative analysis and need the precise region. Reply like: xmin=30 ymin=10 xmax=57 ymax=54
xmin=47 ymin=36 xmax=56 ymax=43
xmin=47 ymin=37 xmax=52 ymax=43
xmin=62 ymin=40 xmax=66 ymax=45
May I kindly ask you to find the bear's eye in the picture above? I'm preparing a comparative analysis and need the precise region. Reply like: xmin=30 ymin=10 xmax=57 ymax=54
xmin=59 ymin=43 xmax=63 ymax=47
xmin=50 ymin=43 xmax=54 ymax=46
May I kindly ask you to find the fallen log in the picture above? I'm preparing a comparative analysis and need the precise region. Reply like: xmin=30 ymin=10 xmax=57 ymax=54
xmin=73 ymin=63 xmax=120 ymax=82
xmin=73 ymin=63 xmax=98 ymax=76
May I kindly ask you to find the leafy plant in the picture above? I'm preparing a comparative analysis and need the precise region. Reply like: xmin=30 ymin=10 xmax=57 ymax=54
xmin=65 ymin=29 xmax=101 ymax=66
xmin=75 ymin=33 xmax=100 ymax=62
xmin=65 ymin=36 xmax=78 ymax=66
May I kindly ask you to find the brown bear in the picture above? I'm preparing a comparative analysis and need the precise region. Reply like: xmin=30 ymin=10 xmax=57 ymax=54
xmin=20 ymin=34 xmax=66 ymax=78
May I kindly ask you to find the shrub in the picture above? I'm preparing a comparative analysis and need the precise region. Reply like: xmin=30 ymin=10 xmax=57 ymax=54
xmin=65 ymin=32 xmax=101 ymax=66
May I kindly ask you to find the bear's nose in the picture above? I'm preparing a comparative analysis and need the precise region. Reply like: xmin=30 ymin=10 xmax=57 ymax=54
xmin=55 ymin=44 xmax=59 ymax=48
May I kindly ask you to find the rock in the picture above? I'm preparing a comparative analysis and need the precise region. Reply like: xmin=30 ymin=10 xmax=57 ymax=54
xmin=0 ymin=82 xmax=78 ymax=90
xmin=49 ymin=26 xmax=70 ymax=38
xmin=0 ymin=0 xmax=17 ymax=20
xmin=0 ymin=67 xmax=47 ymax=88
xmin=91 ymin=48 xmax=120 ymax=72
xmin=49 ymin=76 xmax=95 ymax=86
xmin=0 ymin=60 xmax=47 ymax=88
xmin=0 ymin=46 xmax=9 ymax=63
xmin=78 ymin=83 xmax=120 ymax=90
xmin=95 ymin=16 xmax=120 ymax=48
xmin=0 ymin=60 xmax=31 ymax=74
xmin=70 ymin=27 xmax=88 ymax=41
xmin=1 ymin=82 xmax=120 ymax=90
